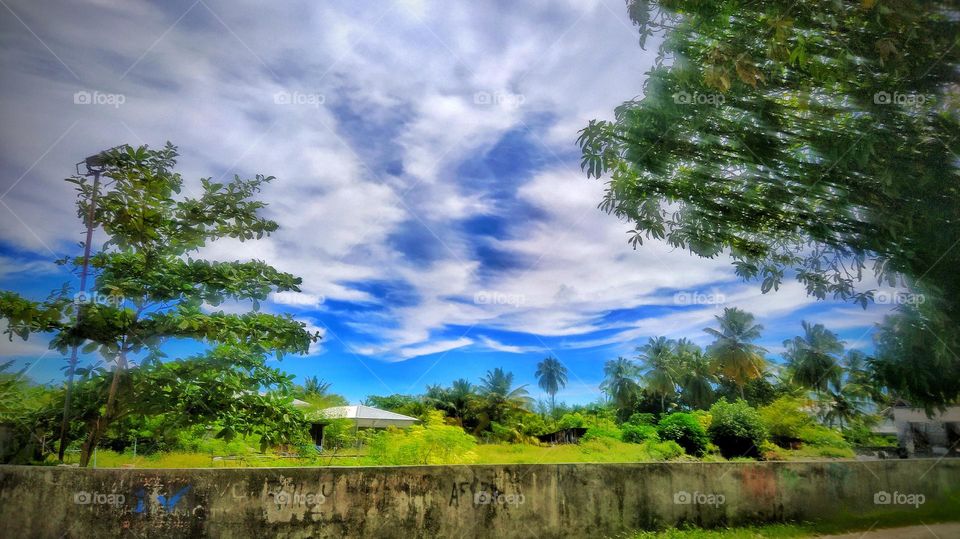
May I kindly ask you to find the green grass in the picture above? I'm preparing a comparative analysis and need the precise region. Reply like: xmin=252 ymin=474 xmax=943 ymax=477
xmin=627 ymin=499 xmax=960 ymax=538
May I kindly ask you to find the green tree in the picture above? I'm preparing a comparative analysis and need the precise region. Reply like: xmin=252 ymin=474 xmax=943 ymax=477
xmin=636 ymin=336 xmax=679 ymax=413
xmin=535 ymin=357 xmax=568 ymax=413
xmin=302 ymin=376 xmax=332 ymax=397
xmin=783 ymin=321 xmax=844 ymax=397
xmin=476 ymin=368 xmax=532 ymax=430
xmin=0 ymin=144 xmax=318 ymax=466
xmin=424 ymin=379 xmax=476 ymax=427
xmin=675 ymin=339 xmax=717 ymax=410
xmin=578 ymin=0 xmax=960 ymax=408
xmin=704 ymin=308 xmax=767 ymax=398
xmin=600 ymin=356 xmax=641 ymax=420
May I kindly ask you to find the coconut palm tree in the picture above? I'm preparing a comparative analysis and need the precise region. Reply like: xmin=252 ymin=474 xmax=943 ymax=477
xmin=704 ymin=307 xmax=768 ymax=399
xmin=675 ymin=339 xmax=717 ymax=410
xmin=784 ymin=321 xmax=844 ymax=397
xmin=821 ymin=377 xmax=869 ymax=428
xmin=424 ymin=378 xmax=476 ymax=427
xmin=601 ymin=357 xmax=641 ymax=419
xmin=535 ymin=357 xmax=568 ymax=414
xmin=477 ymin=368 xmax=532 ymax=427
xmin=636 ymin=336 xmax=679 ymax=413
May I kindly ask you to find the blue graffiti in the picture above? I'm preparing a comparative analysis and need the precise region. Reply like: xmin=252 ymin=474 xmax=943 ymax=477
xmin=133 ymin=486 xmax=192 ymax=513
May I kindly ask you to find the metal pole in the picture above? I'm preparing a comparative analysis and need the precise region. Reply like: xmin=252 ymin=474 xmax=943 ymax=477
xmin=57 ymin=168 xmax=101 ymax=462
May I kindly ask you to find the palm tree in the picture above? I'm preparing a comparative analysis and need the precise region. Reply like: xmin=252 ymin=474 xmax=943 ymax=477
xmin=303 ymin=376 xmax=331 ymax=396
xmin=424 ymin=379 xmax=476 ymax=426
xmin=784 ymin=321 xmax=844 ymax=397
xmin=478 ymin=368 xmax=532 ymax=427
xmin=675 ymin=339 xmax=717 ymax=410
xmin=704 ymin=307 xmax=768 ymax=399
xmin=600 ymin=357 xmax=641 ymax=419
xmin=821 ymin=377 xmax=868 ymax=428
xmin=535 ymin=357 xmax=568 ymax=414
xmin=636 ymin=337 xmax=678 ymax=413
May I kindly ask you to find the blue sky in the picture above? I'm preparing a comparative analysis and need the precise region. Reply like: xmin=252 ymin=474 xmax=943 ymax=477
xmin=0 ymin=0 xmax=897 ymax=405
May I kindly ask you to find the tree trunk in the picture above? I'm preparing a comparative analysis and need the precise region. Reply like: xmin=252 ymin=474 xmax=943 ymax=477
xmin=79 ymin=349 xmax=127 ymax=467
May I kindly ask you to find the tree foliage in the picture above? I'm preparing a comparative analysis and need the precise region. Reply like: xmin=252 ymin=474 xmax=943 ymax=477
xmin=580 ymin=0 xmax=960 ymax=407
xmin=0 ymin=143 xmax=319 ymax=465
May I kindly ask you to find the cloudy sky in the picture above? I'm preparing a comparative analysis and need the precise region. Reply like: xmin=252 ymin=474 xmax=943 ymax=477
xmin=0 ymin=0 xmax=895 ymax=404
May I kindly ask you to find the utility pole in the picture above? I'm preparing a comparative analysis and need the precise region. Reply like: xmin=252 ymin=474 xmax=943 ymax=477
xmin=57 ymin=150 xmax=112 ymax=462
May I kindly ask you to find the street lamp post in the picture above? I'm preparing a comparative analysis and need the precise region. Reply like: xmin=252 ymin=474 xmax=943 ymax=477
xmin=56 ymin=149 xmax=111 ymax=462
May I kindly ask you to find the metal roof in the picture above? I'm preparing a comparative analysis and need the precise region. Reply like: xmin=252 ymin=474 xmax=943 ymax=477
xmin=319 ymin=405 xmax=418 ymax=422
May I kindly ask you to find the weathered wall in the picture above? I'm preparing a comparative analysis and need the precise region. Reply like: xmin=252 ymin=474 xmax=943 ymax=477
xmin=0 ymin=460 xmax=957 ymax=538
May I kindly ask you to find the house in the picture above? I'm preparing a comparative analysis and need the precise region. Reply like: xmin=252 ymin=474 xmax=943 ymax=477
xmin=302 ymin=405 xmax=419 ymax=448
xmin=892 ymin=404 xmax=960 ymax=457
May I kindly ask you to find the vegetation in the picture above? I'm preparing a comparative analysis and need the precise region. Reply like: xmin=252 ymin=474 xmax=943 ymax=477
xmin=708 ymin=399 xmax=767 ymax=459
xmin=579 ymin=0 xmax=960 ymax=409
xmin=0 ymin=144 xmax=318 ymax=466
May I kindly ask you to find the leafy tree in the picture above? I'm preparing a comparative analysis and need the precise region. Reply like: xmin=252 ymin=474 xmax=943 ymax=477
xmin=657 ymin=412 xmax=709 ymax=456
xmin=535 ymin=356 xmax=568 ymax=413
xmin=704 ymin=308 xmax=767 ymax=398
xmin=636 ymin=336 xmax=679 ymax=413
xmin=708 ymin=398 xmax=767 ymax=459
xmin=820 ymin=377 xmax=869 ymax=429
xmin=0 ymin=144 xmax=318 ymax=466
xmin=600 ymin=356 xmax=641 ymax=420
xmin=783 ymin=321 xmax=844 ymax=396
xmin=364 ymin=394 xmax=428 ymax=419
xmin=759 ymin=396 xmax=815 ymax=447
xmin=871 ymin=305 xmax=960 ymax=412
xmin=579 ymin=0 xmax=960 ymax=408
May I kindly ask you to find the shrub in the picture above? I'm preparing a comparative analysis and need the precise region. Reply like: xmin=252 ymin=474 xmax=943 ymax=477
xmin=621 ymin=424 xmax=659 ymax=444
xmin=556 ymin=413 xmax=586 ymax=429
xmin=627 ymin=413 xmax=656 ymax=426
xmin=759 ymin=397 xmax=813 ymax=447
xmin=646 ymin=440 xmax=684 ymax=460
xmin=708 ymin=399 xmax=767 ymax=459
xmin=580 ymin=414 xmax=622 ymax=441
xmin=656 ymin=413 xmax=709 ymax=456
xmin=365 ymin=411 xmax=476 ymax=465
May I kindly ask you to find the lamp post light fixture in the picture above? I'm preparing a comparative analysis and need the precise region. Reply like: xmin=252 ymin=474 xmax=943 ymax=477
xmin=57 ymin=145 xmax=125 ymax=462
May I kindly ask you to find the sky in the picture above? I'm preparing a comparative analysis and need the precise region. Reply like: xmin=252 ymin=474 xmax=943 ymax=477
xmin=0 ymin=0 xmax=899 ymax=405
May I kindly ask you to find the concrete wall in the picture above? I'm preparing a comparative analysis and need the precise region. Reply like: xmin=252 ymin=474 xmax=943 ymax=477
xmin=1 ymin=460 xmax=958 ymax=538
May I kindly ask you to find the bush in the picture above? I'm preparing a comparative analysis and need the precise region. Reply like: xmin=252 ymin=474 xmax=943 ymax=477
xmin=621 ymin=423 xmax=659 ymax=444
xmin=579 ymin=414 xmax=622 ymax=441
xmin=365 ymin=411 xmax=476 ymax=465
xmin=708 ymin=399 xmax=767 ymax=459
xmin=646 ymin=440 xmax=685 ymax=460
xmin=627 ymin=413 xmax=656 ymax=426
xmin=759 ymin=397 xmax=813 ymax=447
xmin=656 ymin=413 xmax=709 ymax=456
xmin=556 ymin=413 xmax=586 ymax=429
